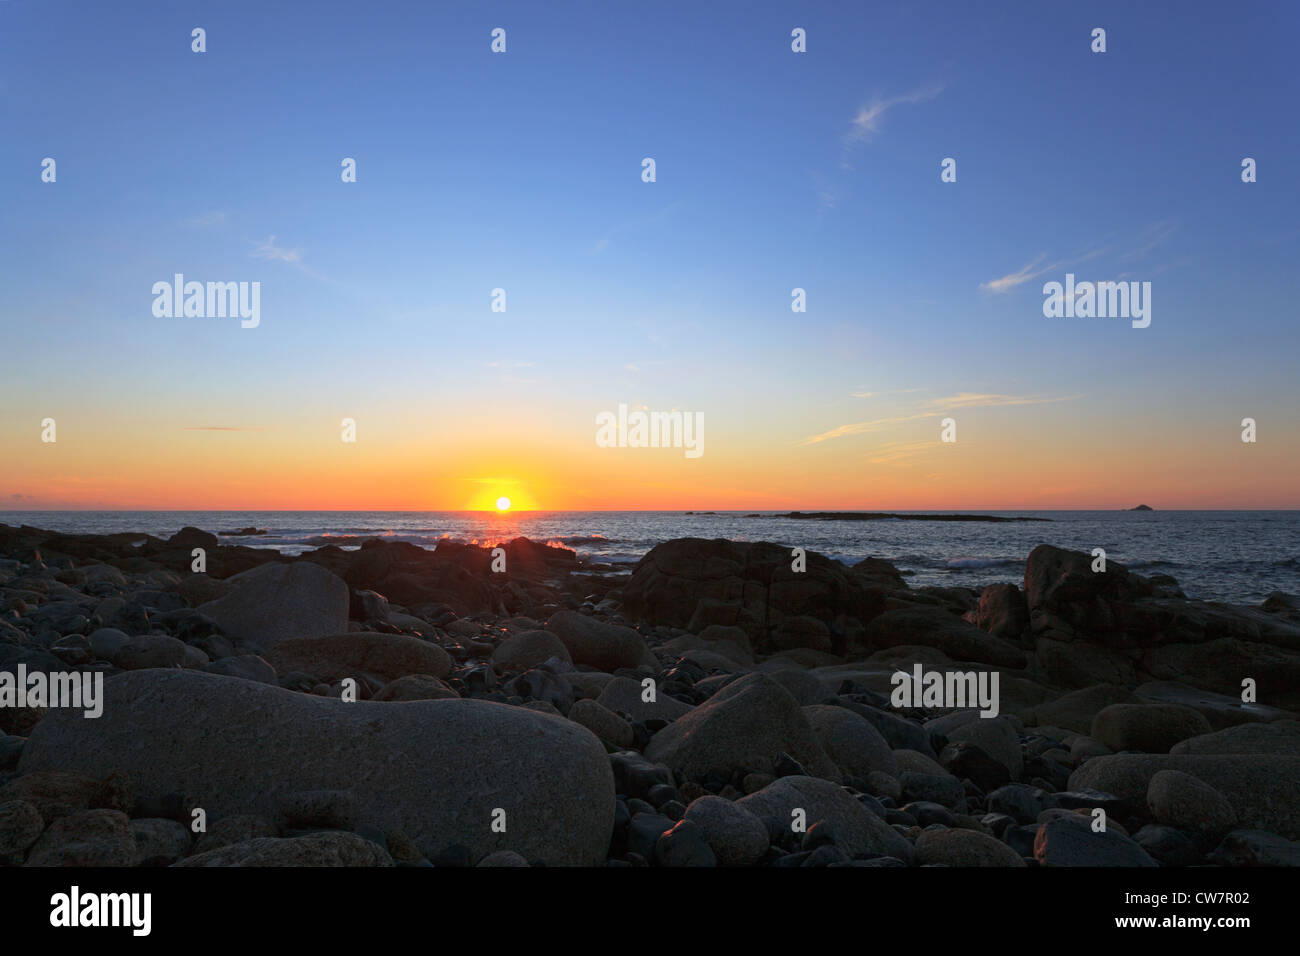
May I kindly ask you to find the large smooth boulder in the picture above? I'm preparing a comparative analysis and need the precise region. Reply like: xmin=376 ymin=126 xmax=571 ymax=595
xmin=176 ymin=832 xmax=393 ymax=867
xmin=1069 ymin=754 xmax=1300 ymax=839
xmin=802 ymin=705 xmax=898 ymax=778
xmin=644 ymin=673 xmax=840 ymax=783
xmin=18 ymin=670 xmax=615 ymax=865
xmin=544 ymin=611 xmax=652 ymax=672
xmin=915 ymin=827 xmax=1026 ymax=867
xmin=491 ymin=630 xmax=571 ymax=672
xmin=1091 ymin=703 xmax=1212 ymax=753
xmin=197 ymin=562 xmax=348 ymax=649
xmin=265 ymin=632 xmax=451 ymax=682
xmin=1171 ymin=720 xmax=1300 ymax=756
xmin=596 ymin=675 xmax=694 ymax=723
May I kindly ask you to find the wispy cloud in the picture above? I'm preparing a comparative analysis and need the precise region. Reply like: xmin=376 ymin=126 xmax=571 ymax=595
xmin=930 ymin=392 xmax=1081 ymax=410
xmin=252 ymin=235 xmax=302 ymax=263
xmin=183 ymin=426 xmax=265 ymax=432
xmin=847 ymin=84 xmax=944 ymax=142
xmin=850 ymin=387 xmax=924 ymax=399
xmin=800 ymin=412 xmax=937 ymax=445
xmin=485 ymin=360 xmax=535 ymax=369
xmin=980 ymin=245 xmax=1109 ymax=293
xmin=801 ymin=392 xmax=1080 ymax=445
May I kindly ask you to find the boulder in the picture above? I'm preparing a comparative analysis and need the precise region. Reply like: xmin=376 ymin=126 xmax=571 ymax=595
xmin=18 ymin=670 xmax=615 ymax=865
xmin=1069 ymin=754 xmax=1300 ymax=839
xmin=1146 ymin=769 xmax=1237 ymax=838
xmin=545 ymin=611 xmax=652 ymax=672
xmin=681 ymin=795 xmax=769 ymax=866
xmin=802 ymin=705 xmax=898 ymax=778
xmin=491 ymin=630 xmax=571 ymax=672
xmin=176 ymin=832 xmax=393 ymax=867
xmin=265 ymin=632 xmax=452 ymax=682
xmin=644 ymin=673 xmax=840 ymax=783
xmin=915 ymin=827 xmax=1026 ymax=867
xmin=197 ymin=562 xmax=349 ymax=649
xmin=1091 ymin=703 xmax=1212 ymax=753
xmin=737 ymin=776 xmax=913 ymax=863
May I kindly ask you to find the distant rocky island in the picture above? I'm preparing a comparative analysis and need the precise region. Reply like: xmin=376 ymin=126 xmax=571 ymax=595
xmin=780 ymin=512 xmax=1051 ymax=523
xmin=1130 ymin=505 xmax=1155 ymax=511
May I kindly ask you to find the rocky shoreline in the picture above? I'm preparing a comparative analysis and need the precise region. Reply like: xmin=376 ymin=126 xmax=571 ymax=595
xmin=1 ymin=522 xmax=1298 ymax=867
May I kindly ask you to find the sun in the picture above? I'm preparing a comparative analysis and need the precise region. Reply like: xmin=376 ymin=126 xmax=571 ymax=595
xmin=495 ymin=496 xmax=511 ymax=512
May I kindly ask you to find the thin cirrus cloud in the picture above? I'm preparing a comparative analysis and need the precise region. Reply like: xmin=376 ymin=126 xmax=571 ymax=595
xmin=800 ymin=393 xmax=1080 ymax=445
xmin=846 ymin=84 xmax=944 ymax=142
xmin=252 ymin=235 xmax=302 ymax=263
xmin=979 ymin=227 xmax=1174 ymax=294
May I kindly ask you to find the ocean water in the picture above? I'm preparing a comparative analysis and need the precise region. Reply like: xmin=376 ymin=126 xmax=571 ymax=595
xmin=1 ymin=511 xmax=1296 ymax=606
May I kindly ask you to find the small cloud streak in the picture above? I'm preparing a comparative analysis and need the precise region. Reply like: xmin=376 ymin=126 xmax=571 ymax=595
xmin=183 ymin=426 xmax=265 ymax=432
xmin=252 ymin=235 xmax=302 ymax=263
xmin=801 ymin=393 xmax=1080 ymax=445
xmin=847 ymin=85 xmax=944 ymax=142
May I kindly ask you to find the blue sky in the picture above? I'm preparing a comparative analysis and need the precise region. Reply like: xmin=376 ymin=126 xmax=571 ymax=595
xmin=2 ymin=0 xmax=1297 ymax=509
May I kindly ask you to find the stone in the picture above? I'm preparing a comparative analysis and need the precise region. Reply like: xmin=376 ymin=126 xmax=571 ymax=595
xmin=372 ymin=674 xmax=459 ymax=701
xmin=476 ymin=850 xmax=530 ymax=867
xmin=1025 ymin=684 xmax=1140 ymax=734
xmin=544 ymin=610 xmax=653 ymax=672
xmin=203 ymin=655 xmax=277 ymax=685
xmin=568 ymin=699 xmax=634 ymax=748
xmin=112 ymin=634 xmax=188 ymax=670
xmin=19 ymin=669 xmax=615 ymax=865
xmin=280 ymin=789 xmax=359 ymax=831
xmin=802 ymin=705 xmax=898 ymax=778
xmin=596 ymin=675 xmax=693 ymax=723
xmin=130 ymin=818 xmax=192 ymax=865
xmin=915 ymin=827 xmax=1026 ymax=867
xmin=0 ymin=799 xmax=44 ymax=860
xmin=0 ymin=769 xmax=130 ymax=824
xmin=26 ymin=808 xmax=137 ymax=867
xmin=1069 ymin=754 xmax=1300 ymax=839
xmin=197 ymin=562 xmax=349 ymax=649
xmin=644 ymin=673 xmax=840 ymax=783
xmin=1146 ymin=769 xmax=1237 ymax=837
xmin=176 ymin=831 xmax=394 ymax=866
xmin=682 ymin=795 xmax=769 ymax=866
xmin=1207 ymin=829 xmax=1300 ymax=867
xmin=1171 ymin=720 xmax=1300 ymax=756
xmin=1091 ymin=703 xmax=1212 ymax=753
xmin=265 ymin=632 xmax=452 ymax=682
xmin=900 ymin=771 xmax=966 ymax=810
xmin=945 ymin=716 xmax=1023 ymax=781
xmin=491 ymin=629 xmax=572 ymax=672
xmin=1034 ymin=814 xmax=1157 ymax=867
xmin=737 ymin=775 xmax=914 ymax=863
xmin=194 ymin=815 xmax=277 ymax=854
xmin=1133 ymin=824 xmax=1201 ymax=866
xmin=654 ymin=819 xmax=717 ymax=867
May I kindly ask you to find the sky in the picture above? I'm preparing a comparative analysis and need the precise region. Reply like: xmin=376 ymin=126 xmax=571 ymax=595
xmin=1 ymin=0 xmax=1297 ymax=511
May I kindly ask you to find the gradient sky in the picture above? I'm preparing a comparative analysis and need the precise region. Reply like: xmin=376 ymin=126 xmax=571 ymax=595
xmin=2 ymin=0 xmax=1297 ymax=511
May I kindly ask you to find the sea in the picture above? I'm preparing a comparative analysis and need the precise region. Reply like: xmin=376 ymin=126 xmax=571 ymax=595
xmin=1 ymin=511 xmax=1296 ymax=606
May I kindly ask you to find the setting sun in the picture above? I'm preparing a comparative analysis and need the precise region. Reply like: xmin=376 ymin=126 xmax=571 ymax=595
xmin=496 ymin=497 xmax=511 ymax=512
